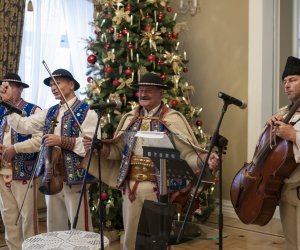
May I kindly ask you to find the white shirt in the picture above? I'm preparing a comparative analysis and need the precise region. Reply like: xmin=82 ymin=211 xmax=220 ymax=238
xmin=7 ymin=96 xmax=100 ymax=157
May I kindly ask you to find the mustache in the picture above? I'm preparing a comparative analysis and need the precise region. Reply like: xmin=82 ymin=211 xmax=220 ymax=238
xmin=140 ymin=96 xmax=151 ymax=100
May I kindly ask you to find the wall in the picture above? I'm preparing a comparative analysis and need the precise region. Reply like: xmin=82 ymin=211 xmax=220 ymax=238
xmin=175 ymin=0 xmax=249 ymax=200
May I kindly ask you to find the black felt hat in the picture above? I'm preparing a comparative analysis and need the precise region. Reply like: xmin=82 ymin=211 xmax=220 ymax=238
xmin=0 ymin=73 xmax=29 ymax=88
xmin=282 ymin=56 xmax=300 ymax=80
xmin=43 ymin=69 xmax=80 ymax=91
xmin=137 ymin=72 xmax=170 ymax=89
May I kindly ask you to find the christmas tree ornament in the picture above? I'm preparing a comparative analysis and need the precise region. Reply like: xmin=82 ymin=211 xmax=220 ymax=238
xmin=158 ymin=12 xmax=165 ymax=20
xmin=196 ymin=119 xmax=203 ymax=126
xmin=183 ymin=67 xmax=188 ymax=73
xmin=170 ymin=99 xmax=178 ymax=107
xmin=126 ymin=4 xmax=132 ymax=12
xmin=172 ymin=31 xmax=178 ymax=39
xmin=117 ymin=32 xmax=123 ymax=38
xmin=166 ymin=6 xmax=172 ymax=12
xmin=157 ymin=58 xmax=164 ymax=65
xmin=109 ymin=26 xmax=114 ymax=33
xmin=87 ymin=54 xmax=97 ymax=64
xmin=104 ymin=43 xmax=110 ymax=49
xmin=122 ymin=27 xmax=129 ymax=35
xmin=112 ymin=79 xmax=120 ymax=88
xmin=144 ymin=24 xmax=152 ymax=32
xmin=87 ymin=76 xmax=93 ymax=83
xmin=125 ymin=68 xmax=132 ymax=76
xmin=148 ymin=53 xmax=156 ymax=63
xmin=160 ymin=73 xmax=167 ymax=80
xmin=127 ymin=42 xmax=133 ymax=49
xmin=101 ymin=191 xmax=108 ymax=201
xmin=105 ymin=65 xmax=112 ymax=74
xmin=167 ymin=32 xmax=172 ymax=39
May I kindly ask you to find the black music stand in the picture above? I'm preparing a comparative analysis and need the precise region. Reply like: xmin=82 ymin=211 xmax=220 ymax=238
xmin=135 ymin=146 xmax=198 ymax=250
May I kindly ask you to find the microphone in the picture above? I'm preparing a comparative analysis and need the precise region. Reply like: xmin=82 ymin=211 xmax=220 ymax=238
xmin=0 ymin=99 xmax=26 ymax=117
xmin=218 ymin=92 xmax=247 ymax=109
xmin=90 ymin=100 xmax=122 ymax=110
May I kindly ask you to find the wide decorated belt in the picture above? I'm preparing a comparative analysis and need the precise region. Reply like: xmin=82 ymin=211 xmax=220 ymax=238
xmin=129 ymin=155 xmax=156 ymax=182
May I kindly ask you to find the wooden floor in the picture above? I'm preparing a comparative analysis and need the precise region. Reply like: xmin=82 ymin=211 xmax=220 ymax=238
xmin=0 ymin=214 xmax=287 ymax=250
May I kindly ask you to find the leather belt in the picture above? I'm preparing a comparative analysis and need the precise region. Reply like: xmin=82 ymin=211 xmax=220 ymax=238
xmin=129 ymin=155 xmax=156 ymax=182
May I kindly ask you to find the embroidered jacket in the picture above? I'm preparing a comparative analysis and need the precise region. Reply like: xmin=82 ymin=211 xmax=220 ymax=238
xmin=36 ymin=99 xmax=96 ymax=185
xmin=0 ymin=100 xmax=39 ymax=180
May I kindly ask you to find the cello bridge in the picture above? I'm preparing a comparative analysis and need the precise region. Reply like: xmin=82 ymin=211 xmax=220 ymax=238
xmin=243 ymin=170 xmax=256 ymax=180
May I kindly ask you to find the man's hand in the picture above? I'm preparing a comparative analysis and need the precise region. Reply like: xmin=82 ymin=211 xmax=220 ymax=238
xmin=267 ymin=113 xmax=284 ymax=126
xmin=83 ymin=136 xmax=92 ymax=152
xmin=2 ymin=146 xmax=16 ymax=162
xmin=0 ymin=82 xmax=13 ymax=102
xmin=43 ymin=134 xmax=62 ymax=146
xmin=274 ymin=120 xmax=297 ymax=142
xmin=208 ymin=152 xmax=220 ymax=171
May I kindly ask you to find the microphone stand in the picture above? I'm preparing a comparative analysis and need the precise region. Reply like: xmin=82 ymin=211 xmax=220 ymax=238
xmin=176 ymin=101 xmax=230 ymax=250
xmin=73 ymin=109 xmax=105 ymax=250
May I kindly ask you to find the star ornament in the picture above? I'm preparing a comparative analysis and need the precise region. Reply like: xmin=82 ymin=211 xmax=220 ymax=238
xmin=164 ymin=51 xmax=183 ymax=75
xmin=140 ymin=29 xmax=163 ymax=51
xmin=103 ymin=51 xmax=116 ymax=63
xmin=112 ymin=8 xmax=131 ymax=25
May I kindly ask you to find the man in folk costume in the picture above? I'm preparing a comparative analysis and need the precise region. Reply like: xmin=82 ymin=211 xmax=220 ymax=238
xmin=0 ymin=69 xmax=99 ymax=232
xmin=0 ymin=73 xmax=41 ymax=250
xmin=268 ymin=56 xmax=300 ymax=250
xmin=83 ymin=72 xmax=220 ymax=250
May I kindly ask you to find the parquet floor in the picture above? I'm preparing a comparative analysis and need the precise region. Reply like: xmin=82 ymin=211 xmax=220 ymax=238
xmin=0 ymin=214 xmax=286 ymax=250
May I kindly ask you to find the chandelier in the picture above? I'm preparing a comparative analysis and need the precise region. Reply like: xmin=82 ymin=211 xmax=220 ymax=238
xmin=179 ymin=0 xmax=200 ymax=16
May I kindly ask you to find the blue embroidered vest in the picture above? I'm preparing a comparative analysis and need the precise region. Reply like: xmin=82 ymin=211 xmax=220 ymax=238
xmin=0 ymin=100 xmax=39 ymax=180
xmin=38 ymin=99 xmax=96 ymax=185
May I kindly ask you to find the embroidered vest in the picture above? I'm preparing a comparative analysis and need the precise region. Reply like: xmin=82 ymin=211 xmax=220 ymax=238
xmin=0 ymin=100 xmax=39 ymax=180
xmin=116 ymin=104 xmax=172 ymax=188
xmin=37 ymin=99 xmax=96 ymax=185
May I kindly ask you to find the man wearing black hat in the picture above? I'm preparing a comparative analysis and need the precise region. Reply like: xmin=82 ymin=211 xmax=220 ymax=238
xmin=267 ymin=56 xmax=300 ymax=250
xmin=83 ymin=72 xmax=219 ymax=250
xmin=0 ymin=73 xmax=41 ymax=250
xmin=0 ymin=69 xmax=99 ymax=233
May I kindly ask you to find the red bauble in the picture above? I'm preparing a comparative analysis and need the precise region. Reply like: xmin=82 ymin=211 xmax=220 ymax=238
xmin=117 ymin=32 xmax=123 ymax=38
xmin=183 ymin=67 xmax=188 ymax=73
xmin=146 ymin=13 xmax=151 ymax=19
xmin=122 ymin=27 xmax=129 ymax=35
xmin=125 ymin=68 xmax=132 ymax=76
xmin=196 ymin=120 xmax=203 ymax=127
xmin=105 ymin=65 xmax=112 ymax=74
xmin=148 ymin=54 xmax=156 ymax=63
xmin=158 ymin=12 xmax=164 ymax=20
xmin=94 ymin=29 xmax=100 ymax=35
xmin=106 ymin=13 xmax=111 ymax=19
xmin=127 ymin=42 xmax=133 ymax=49
xmin=112 ymin=79 xmax=120 ymax=88
xmin=126 ymin=4 xmax=132 ymax=11
xmin=87 ymin=54 xmax=97 ymax=64
xmin=167 ymin=32 xmax=172 ymax=39
xmin=109 ymin=27 xmax=114 ymax=33
xmin=101 ymin=191 xmax=108 ymax=201
xmin=172 ymin=32 xmax=178 ymax=39
xmin=157 ymin=58 xmax=164 ymax=65
xmin=104 ymin=43 xmax=110 ymax=49
xmin=166 ymin=6 xmax=172 ymax=12
xmin=144 ymin=24 xmax=152 ymax=32
xmin=170 ymin=99 xmax=178 ymax=107
xmin=160 ymin=74 xmax=167 ymax=80
xmin=87 ymin=76 xmax=93 ymax=83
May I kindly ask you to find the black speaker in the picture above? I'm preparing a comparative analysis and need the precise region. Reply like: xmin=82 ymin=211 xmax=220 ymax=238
xmin=135 ymin=200 xmax=176 ymax=250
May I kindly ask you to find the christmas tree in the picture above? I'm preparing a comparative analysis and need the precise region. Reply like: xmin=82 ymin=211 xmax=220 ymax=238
xmin=85 ymin=0 xmax=216 ymax=231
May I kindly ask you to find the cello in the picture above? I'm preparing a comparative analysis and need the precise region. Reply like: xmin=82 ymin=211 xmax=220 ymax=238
xmin=230 ymin=97 xmax=300 ymax=226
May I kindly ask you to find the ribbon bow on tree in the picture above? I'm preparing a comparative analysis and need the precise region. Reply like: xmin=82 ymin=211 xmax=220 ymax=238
xmin=163 ymin=51 xmax=183 ymax=75
xmin=117 ymin=77 xmax=134 ymax=89
xmin=147 ymin=0 xmax=168 ymax=7
xmin=112 ymin=8 xmax=131 ymax=24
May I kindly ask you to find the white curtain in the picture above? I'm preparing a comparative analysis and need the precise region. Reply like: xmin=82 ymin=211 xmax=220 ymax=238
xmin=19 ymin=0 xmax=93 ymax=108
